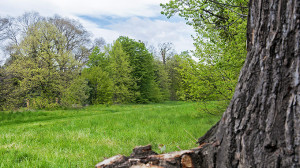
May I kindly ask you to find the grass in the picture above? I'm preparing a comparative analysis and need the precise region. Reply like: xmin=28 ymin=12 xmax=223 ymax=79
xmin=0 ymin=101 xmax=221 ymax=167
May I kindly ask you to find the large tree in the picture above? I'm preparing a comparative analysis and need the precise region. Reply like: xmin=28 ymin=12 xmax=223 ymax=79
xmin=96 ymin=0 xmax=300 ymax=167
xmin=82 ymin=46 xmax=113 ymax=105
xmin=109 ymin=41 xmax=134 ymax=104
xmin=48 ymin=15 xmax=91 ymax=65
xmin=1 ymin=12 xmax=92 ymax=67
xmin=117 ymin=36 xmax=161 ymax=103
xmin=2 ymin=21 xmax=85 ymax=109
xmin=161 ymin=0 xmax=248 ymax=112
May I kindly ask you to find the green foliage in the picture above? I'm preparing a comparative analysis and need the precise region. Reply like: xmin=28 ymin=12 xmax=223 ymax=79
xmin=82 ymin=37 xmax=169 ymax=105
xmin=1 ymin=4 xmax=249 ymax=111
xmin=161 ymin=0 xmax=248 ymax=39
xmin=3 ymin=21 xmax=80 ymax=110
xmin=166 ymin=54 xmax=184 ymax=101
xmin=117 ymin=36 xmax=161 ymax=103
xmin=87 ymin=46 xmax=109 ymax=69
xmin=29 ymin=97 xmax=60 ymax=110
xmin=1 ymin=14 xmax=189 ymax=110
xmin=82 ymin=66 xmax=113 ymax=105
xmin=153 ymin=59 xmax=170 ymax=101
xmin=109 ymin=41 xmax=135 ymax=104
xmin=162 ymin=0 xmax=248 ymax=115
xmin=61 ymin=77 xmax=91 ymax=107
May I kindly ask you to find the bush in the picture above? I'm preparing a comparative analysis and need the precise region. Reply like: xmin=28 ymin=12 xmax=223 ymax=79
xmin=30 ymin=97 xmax=60 ymax=110
xmin=61 ymin=77 xmax=91 ymax=107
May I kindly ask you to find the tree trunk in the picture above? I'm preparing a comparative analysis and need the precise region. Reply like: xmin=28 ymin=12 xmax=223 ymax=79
xmin=95 ymin=0 xmax=300 ymax=167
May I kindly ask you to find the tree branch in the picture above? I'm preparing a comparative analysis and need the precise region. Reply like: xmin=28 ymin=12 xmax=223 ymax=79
xmin=207 ymin=0 xmax=248 ymax=9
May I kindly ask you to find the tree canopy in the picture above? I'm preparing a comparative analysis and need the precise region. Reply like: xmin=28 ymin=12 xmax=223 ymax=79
xmin=161 ymin=0 xmax=248 ymax=114
xmin=0 ymin=5 xmax=248 ymax=111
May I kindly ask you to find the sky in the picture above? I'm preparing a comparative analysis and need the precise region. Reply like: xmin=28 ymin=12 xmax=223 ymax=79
xmin=0 ymin=0 xmax=196 ymax=62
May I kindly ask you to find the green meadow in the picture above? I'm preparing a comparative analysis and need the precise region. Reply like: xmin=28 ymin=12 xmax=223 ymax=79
xmin=0 ymin=101 xmax=220 ymax=167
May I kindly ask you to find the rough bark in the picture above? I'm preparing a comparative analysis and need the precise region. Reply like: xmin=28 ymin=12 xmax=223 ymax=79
xmin=96 ymin=0 xmax=300 ymax=167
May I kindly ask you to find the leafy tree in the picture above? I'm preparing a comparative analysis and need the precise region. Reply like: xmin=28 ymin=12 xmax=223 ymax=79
xmin=109 ymin=41 xmax=135 ymax=104
xmin=82 ymin=46 xmax=113 ymax=104
xmin=158 ymin=42 xmax=174 ymax=65
xmin=0 ymin=12 xmax=110 ymax=109
xmin=150 ymin=44 xmax=184 ymax=101
xmin=117 ymin=36 xmax=161 ymax=103
xmin=1 ymin=12 xmax=92 ymax=68
xmin=87 ymin=46 xmax=109 ymax=69
xmin=82 ymin=47 xmax=113 ymax=105
xmin=166 ymin=54 xmax=185 ymax=101
xmin=82 ymin=66 xmax=113 ymax=105
xmin=153 ymin=59 xmax=170 ymax=101
xmin=61 ymin=77 xmax=91 ymax=107
xmin=162 ymin=0 xmax=248 ymax=114
xmin=161 ymin=0 xmax=248 ymax=39
xmin=0 ymin=12 xmax=43 ymax=63
xmin=4 ymin=21 xmax=79 ymax=109
xmin=48 ymin=15 xmax=91 ymax=65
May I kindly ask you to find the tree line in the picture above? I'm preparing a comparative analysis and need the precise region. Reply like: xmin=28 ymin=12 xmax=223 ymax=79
xmin=0 ymin=0 xmax=248 ymax=112
xmin=0 ymin=12 xmax=185 ymax=110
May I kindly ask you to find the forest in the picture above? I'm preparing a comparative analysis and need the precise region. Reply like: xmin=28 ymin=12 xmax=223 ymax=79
xmin=0 ymin=0 xmax=247 ymax=113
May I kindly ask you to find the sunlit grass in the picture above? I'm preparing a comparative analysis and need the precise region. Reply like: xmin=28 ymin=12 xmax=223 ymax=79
xmin=0 ymin=101 xmax=221 ymax=167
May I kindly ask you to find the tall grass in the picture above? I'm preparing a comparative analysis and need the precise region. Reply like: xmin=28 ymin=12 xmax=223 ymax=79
xmin=0 ymin=101 xmax=221 ymax=167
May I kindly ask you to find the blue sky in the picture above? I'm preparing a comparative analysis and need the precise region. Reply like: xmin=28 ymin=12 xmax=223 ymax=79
xmin=0 ymin=0 xmax=195 ymax=61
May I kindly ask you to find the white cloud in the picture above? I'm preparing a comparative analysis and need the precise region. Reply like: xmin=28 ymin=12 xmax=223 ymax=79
xmin=105 ymin=17 xmax=195 ymax=52
xmin=54 ymin=0 xmax=168 ymax=17
xmin=0 ymin=0 xmax=169 ymax=18
xmin=77 ymin=18 xmax=120 ymax=42
xmin=0 ymin=0 xmax=56 ymax=17
xmin=0 ymin=0 xmax=195 ymax=62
